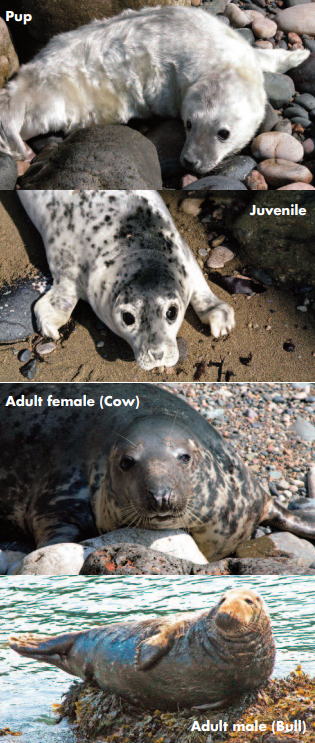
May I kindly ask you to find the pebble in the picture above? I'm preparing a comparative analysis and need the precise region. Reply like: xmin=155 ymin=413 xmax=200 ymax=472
xmin=277 ymin=181 xmax=315 ymax=189
xmin=252 ymin=15 xmax=277 ymax=38
xmin=224 ymin=4 xmax=251 ymax=26
xmin=213 ymin=155 xmax=256 ymax=181
xmin=251 ymin=131 xmax=304 ymax=162
xmin=290 ymin=417 xmax=315 ymax=441
xmin=183 ymin=176 xmax=247 ymax=190
xmin=254 ymin=39 xmax=273 ymax=48
xmin=258 ymin=102 xmax=279 ymax=133
xmin=181 ymin=174 xmax=198 ymax=187
xmin=236 ymin=27 xmax=255 ymax=42
xmin=257 ymin=158 xmax=312 ymax=187
xmin=96 ymin=340 xmax=105 ymax=348
xmin=18 ymin=349 xmax=32 ymax=363
xmin=275 ymin=5 xmax=315 ymax=34
xmin=0 ymin=154 xmax=18 ymax=190
xmin=206 ymin=246 xmax=235 ymax=268
xmin=0 ymin=279 xmax=40 ymax=342
xmin=180 ymin=198 xmax=203 ymax=216
xmin=284 ymin=104 xmax=310 ymax=119
xmin=20 ymin=359 xmax=38 ymax=380
xmin=303 ymin=138 xmax=315 ymax=156
xmin=245 ymin=169 xmax=268 ymax=189
xmin=274 ymin=120 xmax=292 ymax=134
xmin=296 ymin=93 xmax=315 ymax=110
xmin=36 ymin=341 xmax=57 ymax=355
xmin=263 ymin=71 xmax=295 ymax=108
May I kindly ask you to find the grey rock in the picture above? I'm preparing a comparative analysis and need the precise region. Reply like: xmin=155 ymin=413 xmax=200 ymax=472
xmin=264 ymin=72 xmax=295 ymax=108
xmin=202 ymin=0 xmax=230 ymax=14
xmin=288 ymin=497 xmax=315 ymax=511
xmin=21 ymin=359 xmax=38 ymax=380
xmin=0 ymin=550 xmax=8 ymax=575
xmin=18 ymin=349 xmax=33 ymax=363
xmin=288 ymin=53 xmax=315 ymax=97
xmin=21 ymin=125 xmax=162 ymax=189
xmin=213 ymin=155 xmax=256 ymax=181
xmin=290 ymin=116 xmax=312 ymax=128
xmin=258 ymin=101 xmax=279 ymax=133
xmin=236 ymin=27 xmax=255 ymax=43
xmin=266 ymin=531 xmax=315 ymax=565
xmin=232 ymin=557 xmax=315 ymax=574
xmin=0 ymin=154 xmax=18 ymax=190
xmin=284 ymin=104 xmax=310 ymax=119
xmin=274 ymin=119 xmax=292 ymax=134
xmin=82 ymin=528 xmax=208 ymax=565
xmin=304 ymin=38 xmax=315 ymax=53
xmin=146 ymin=119 xmax=186 ymax=178
xmin=296 ymin=93 xmax=315 ymax=111
xmin=192 ymin=559 xmax=231 ymax=575
xmin=80 ymin=543 xmax=192 ymax=575
xmin=0 ymin=280 xmax=39 ymax=342
xmin=183 ymin=175 xmax=248 ymax=190
xmin=290 ymin=416 xmax=315 ymax=441
xmin=246 ymin=267 xmax=273 ymax=284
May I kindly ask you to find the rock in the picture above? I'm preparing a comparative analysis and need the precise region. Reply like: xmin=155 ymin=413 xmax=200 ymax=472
xmin=180 ymin=197 xmax=204 ymax=216
xmin=177 ymin=336 xmax=189 ymax=361
xmin=203 ymin=0 xmax=230 ymax=15
xmin=246 ymin=267 xmax=272 ymax=284
xmin=285 ymin=0 xmax=312 ymax=5
xmin=181 ymin=174 xmax=198 ymax=187
xmin=303 ymin=137 xmax=315 ymax=156
xmin=290 ymin=416 xmax=315 ymax=440
xmin=0 ymin=17 xmax=19 ymax=82
xmin=36 ymin=341 xmax=57 ymax=355
xmin=236 ymin=27 xmax=255 ymax=42
xmin=304 ymin=38 xmax=315 ymax=54
xmin=224 ymin=4 xmax=251 ymax=26
xmin=5 ymin=550 xmax=30 ymax=574
xmin=257 ymin=158 xmax=312 ymax=187
xmin=146 ymin=119 xmax=186 ymax=178
xmin=288 ymin=53 xmax=315 ymax=96
xmin=213 ymin=155 xmax=256 ymax=180
xmin=251 ymin=131 xmax=304 ymax=161
xmin=206 ymin=246 xmax=235 ymax=268
xmin=79 ymin=543 xmax=193 ymax=574
xmin=0 ymin=279 xmax=40 ymax=342
xmin=236 ymin=532 xmax=315 ymax=565
xmin=82 ymin=528 xmax=208 ymax=564
xmin=20 ymin=359 xmax=38 ymax=380
xmin=288 ymin=497 xmax=315 ymax=511
xmin=18 ymin=349 xmax=32 ymax=363
xmin=274 ymin=119 xmax=292 ymax=134
xmin=263 ymin=71 xmax=295 ymax=108
xmin=245 ymin=169 xmax=268 ymax=189
xmin=290 ymin=116 xmax=311 ymax=128
xmin=252 ymin=15 xmax=277 ymax=38
xmin=258 ymin=102 xmax=280 ymax=132
xmin=308 ymin=465 xmax=315 ymax=499
xmin=0 ymin=550 xmax=8 ymax=575
xmin=277 ymin=181 xmax=315 ymax=188
xmin=232 ymin=557 xmax=315 ymax=574
xmin=253 ymin=40 xmax=273 ymax=49
xmin=288 ymin=31 xmax=302 ymax=44
xmin=10 ymin=544 xmax=86 ymax=575
xmin=284 ymin=104 xmax=310 ymax=119
xmin=275 ymin=5 xmax=315 ymax=34
xmin=20 ymin=126 xmax=162 ymax=189
xmin=192 ymin=559 xmax=231 ymax=575
xmin=182 ymin=175 xmax=247 ymax=190
xmin=295 ymin=95 xmax=315 ymax=111
xmin=0 ymin=154 xmax=18 ymax=189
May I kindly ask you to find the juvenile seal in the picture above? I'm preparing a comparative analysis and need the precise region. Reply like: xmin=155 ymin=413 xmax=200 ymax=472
xmin=1 ymin=383 xmax=315 ymax=560
xmin=17 ymin=189 xmax=234 ymax=370
xmin=9 ymin=588 xmax=276 ymax=710
xmin=0 ymin=7 xmax=309 ymax=172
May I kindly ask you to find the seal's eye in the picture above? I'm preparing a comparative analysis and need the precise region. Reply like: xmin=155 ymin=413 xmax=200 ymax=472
xmin=120 ymin=456 xmax=136 ymax=472
xmin=244 ymin=598 xmax=254 ymax=605
xmin=177 ymin=453 xmax=191 ymax=464
xmin=186 ymin=120 xmax=192 ymax=130
xmin=218 ymin=128 xmax=230 ymax=141
xmin=166 ymin=306 xmax=178 ymax=323
xmin=122 ymin=312 xmax=135 ymax=326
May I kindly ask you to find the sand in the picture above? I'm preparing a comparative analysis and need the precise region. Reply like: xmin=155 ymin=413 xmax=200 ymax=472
xmin=0 ymin=191 xmax=314 ymax=383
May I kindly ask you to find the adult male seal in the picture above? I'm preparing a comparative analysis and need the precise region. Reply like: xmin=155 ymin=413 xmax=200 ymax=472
xmin=9 ymin=588 xmax=276 ymax=710
xmin=17 ymin=189 xmax=234 ymax=370
xmin=0 ymin=7 xmax=309 ymax=172
xmin=1 ymin=383 xmax=315 ymax=561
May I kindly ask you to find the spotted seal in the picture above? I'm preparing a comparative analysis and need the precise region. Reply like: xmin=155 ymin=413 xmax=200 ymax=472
xmin=17 ymin=189 xmax=234 ymax=370
xmin=0 ymin=7 xmax=309 ymax=172
xmin=9 ymin=588 xmax=276 ymax=710
xmin=1 ymin=383 xmax=315 ymax=561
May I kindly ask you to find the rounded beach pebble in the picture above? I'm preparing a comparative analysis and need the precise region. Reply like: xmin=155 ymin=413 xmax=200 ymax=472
xmin=257 ymin=158 xmax=312 ymax=187
xmin=251 ymin=132 xmax=304 ymax=162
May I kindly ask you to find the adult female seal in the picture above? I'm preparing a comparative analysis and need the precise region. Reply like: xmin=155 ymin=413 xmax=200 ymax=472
xmin=1 ymin=383 xmax=315 ymax=561
xmin=9 ymin=588 xmax=276 ymax=710
xmin=17 ymin=189 xmax=234 ymax=370
xmin=0 ymin=7 xmax=309 ymax=172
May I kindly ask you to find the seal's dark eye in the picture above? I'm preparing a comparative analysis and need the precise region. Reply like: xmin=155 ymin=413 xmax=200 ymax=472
xmin=244 ymin=598 xmax=254 ymax=605
xmin=122 ymin=312 xmax=135 ymax=326
xmin=120 ymin=456 xmax=136 ymax=472
xmin=178 ymin=453 xmax=191 ymax=464
xmin=166 ymin=306 xmax=178 ymax=323
xmin=218 ymin=128 xmax=230 ymax=141
xmin=186 ymin=120 xmax=192 ymax=130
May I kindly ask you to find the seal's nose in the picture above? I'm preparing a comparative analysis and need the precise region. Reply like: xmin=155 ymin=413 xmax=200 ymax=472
xmin=146 ymin=487 xmax=173 ymax=512
xmin=181 ymin=156 xmax=198 ymax=171
xmin=148 ymin=349 xmax=164 ymax=361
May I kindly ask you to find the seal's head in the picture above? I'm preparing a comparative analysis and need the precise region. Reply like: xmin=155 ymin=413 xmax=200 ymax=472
xmin=214 ymin=588 xmax=268 ymax=637
xmin=180 ymin=68 xmax=266 ymax=175
xmin=96 ymin=415 xmax=202 ymax=531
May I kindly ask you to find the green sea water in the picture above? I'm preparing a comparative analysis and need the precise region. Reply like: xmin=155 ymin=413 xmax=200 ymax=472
xmin=1 ymin=575 xmax=314 ymax=742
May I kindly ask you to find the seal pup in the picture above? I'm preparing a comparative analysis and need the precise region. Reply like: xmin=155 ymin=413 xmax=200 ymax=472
xmin=0 ymin=6 xmax=309 ymax=172
xmin=2 ymin=382 xmax=315 ymax=560
xmin=9 ymin=588 xmax=276 ymax=710
xmin=17 ymin=190 xmax=234 ymax=370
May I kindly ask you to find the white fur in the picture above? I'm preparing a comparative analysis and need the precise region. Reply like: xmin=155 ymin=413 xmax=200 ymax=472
xmin=17 ymin=189 xmax=235 ymax=370
xmin=0 ymin=7 xmax=309 ymax=171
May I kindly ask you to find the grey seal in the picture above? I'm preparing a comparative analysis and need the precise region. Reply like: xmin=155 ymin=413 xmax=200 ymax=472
xmin=1 ymin=383 xmax=315 ymax=561
xmin=9 ymin=588 xmax=276 ymax=710
xmin=17 ymin=189 xmax=234 ymax=370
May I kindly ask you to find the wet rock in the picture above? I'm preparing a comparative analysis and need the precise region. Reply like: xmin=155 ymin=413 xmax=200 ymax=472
xmin=258 ymin=102 xmax=279 ymax=133
xmin=252 ymin=15 xmax=277 ymax=37
xmin=288 ymin=52 xmax=315 ymax=96
xmin=0 ymin=279 xmax=40 ymax=342
xmin=20 ymin=126 xmax=162 ymax=189
xmin=145 ymin=119 xmax=186 ymax=178
xmin=80 ymin=543 xmax=192 ymax=574
xmin=236 ymin=532 xmax=315 ymax=565
xmin=182 ymin=175 xmax=247 ymax=190
xmin=251 ymin=131 xmax=303 ymax=161
xmin=263 ymin=72 xmax=295 ymax=108
xmin=82 ymin=528 xmax=208 ymax=564
xmin=275 ymin=5 xmax=315 ymax=34
xmin=257 ymin=158 xmax=312 ymax=187
xmin=214 ymin=155 xmax=256 ymax=180
xmin=0 ymin=154 xmax=18 ymax=189
xmin=290 ymin=116 xmax=311 ymax=128
xmin=290 ymin=416 xmax=315 ymax=440
xmin=0 ymin=550 xmax=8 ymax=575
xmin=245 ymin=169 xmax=268 ymax=189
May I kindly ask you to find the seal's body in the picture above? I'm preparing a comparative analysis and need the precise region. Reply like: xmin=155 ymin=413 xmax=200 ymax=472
xmin=9 ymin=588 xmax=276 ymax=710
xmin=17 ymin=190 xmax=234 ymax=370
xmin=0 ymin=7 xmax=309 ymax=172
xmin=1 ymin=383 xmax=315 ymax=561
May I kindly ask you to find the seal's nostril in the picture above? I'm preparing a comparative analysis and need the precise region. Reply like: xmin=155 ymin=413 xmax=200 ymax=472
xmin=146 ymin=488 xmax=172 ymax=511
xmin=182 ymin=157 xmax=197 ymax=171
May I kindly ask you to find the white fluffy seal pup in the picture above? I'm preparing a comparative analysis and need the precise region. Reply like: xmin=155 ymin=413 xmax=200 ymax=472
xmin=17 ymin=189 xmax=235 ymax=370
xmin=0 ymin=6 xmax=309 ymax=173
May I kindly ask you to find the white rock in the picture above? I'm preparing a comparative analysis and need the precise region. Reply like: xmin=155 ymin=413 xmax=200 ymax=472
xmin=267 ymin=532 xmax=315 ymax=565
xmin=207 ymin=246 xmax=234 ymax=268
xmin=11 ymin=544 xmax=85 ymax=575
xmin=180 ymin=198 xmax=204 ymax=216
xmin=82 ymin=527 xmax=208 ymax=564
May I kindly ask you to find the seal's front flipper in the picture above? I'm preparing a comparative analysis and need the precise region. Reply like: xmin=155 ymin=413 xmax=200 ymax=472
xmin=254 ymin=47 xmax=309 ymax=73
xmin=135 ymin=632 xmax=172 ymax=671
xmin=9 ymin=631 xmax=82 ymax=673
xmin=34 ymin=282 xmax=79 ymax=341
xmin=189 ymin=252 xmax=235 ymax=337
